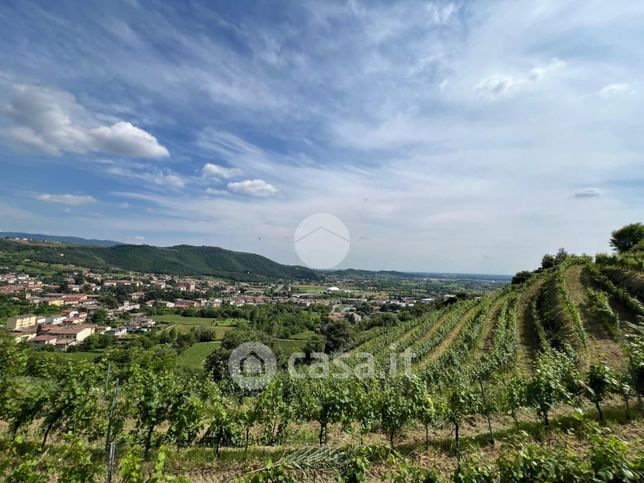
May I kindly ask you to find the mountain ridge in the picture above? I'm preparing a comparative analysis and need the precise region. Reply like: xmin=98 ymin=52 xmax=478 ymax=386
xmin=0 ymin=239 xmax=319 ymax=281
xmin=0 ymin=232 xmax=122 ymax=247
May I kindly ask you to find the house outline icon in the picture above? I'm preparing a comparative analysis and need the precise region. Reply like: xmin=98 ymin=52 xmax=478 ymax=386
xmin=239 ymin=352 xmax=265 ymax=376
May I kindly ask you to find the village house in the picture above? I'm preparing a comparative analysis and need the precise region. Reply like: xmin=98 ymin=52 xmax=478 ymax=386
xmin=175 ymin=299 xmax=199 ymax=309
xmin=62 ymin=294 xmax=88 ymax=306
xmin=6 ymin=314 xmax=37 ymax=330
xmin=177 ymin=280 xmax=196 ymax=291
xmin=42 ymin=324 xmax=95 ymax=346
xmin=155 ymin=300 xmax=175 ymax=308
xmin=30 ymin=335 xmax=58 ymax=347
xmin=40 ymin=295 xmax=65 ymax=306
xmin=107 ymin=327 xmax=128 ymax=337
xmin=36 ymin=314 xmax=66 ymax=325
xmin=10 ymin=330 xmax=36 ymax=343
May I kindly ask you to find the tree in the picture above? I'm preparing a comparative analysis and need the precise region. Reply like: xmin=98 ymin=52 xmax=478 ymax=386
xmin=511 ymin=271 xmax=532 ymax=285
xmin=541 ymin=254 xmax=557 ymax=270
xmin=322 ymin=320 xmax=353 ymax=353
xmin=610 ymin=223 xmax=644 ymax=254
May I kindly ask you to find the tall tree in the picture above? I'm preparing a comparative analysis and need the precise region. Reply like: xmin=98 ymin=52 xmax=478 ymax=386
xmin=610 ymin=223 xmax=644 ymax=253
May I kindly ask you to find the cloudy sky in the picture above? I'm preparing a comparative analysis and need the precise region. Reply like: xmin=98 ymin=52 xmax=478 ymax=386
xmin=0 ymin=0 xmax=642 ymax=274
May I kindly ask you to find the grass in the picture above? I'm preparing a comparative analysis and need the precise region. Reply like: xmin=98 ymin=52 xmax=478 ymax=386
xmin=276 ymin=338 xmax=308 ymax=354
xmin=177 ymin=341 xmax=220 ymax=369
xmin=153 ymin=314 xmax=239 ymax=337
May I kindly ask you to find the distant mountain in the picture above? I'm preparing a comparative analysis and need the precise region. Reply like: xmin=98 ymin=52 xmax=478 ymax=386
xmin=0 ymin=239 xmax=319 ymax=281
xmin=0 ymin=232 xmax=122 ymax=247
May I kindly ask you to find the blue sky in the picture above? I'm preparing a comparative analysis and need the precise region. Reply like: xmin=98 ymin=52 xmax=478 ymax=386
xmin=0 ymin=0 xmax=643 ymax=274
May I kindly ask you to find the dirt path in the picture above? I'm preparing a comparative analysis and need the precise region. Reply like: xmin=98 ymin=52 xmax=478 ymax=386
xmin=417 ymin=303 xmax=481 ymax=367
xmin=564 ymin=265 xmax=625 ymax=369
xmin=515 ymin=277 xmax=546 ymax=375
xmin=464 ymin=293 xmax=508 ymax=366
xmin=394 ymin=316 xmax=432 ymax=348
xmin=407 ymin=310 xmax=451 ymax=354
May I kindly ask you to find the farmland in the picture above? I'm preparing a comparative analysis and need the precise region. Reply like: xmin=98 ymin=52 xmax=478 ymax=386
xmin=1 ymin=226 xmax=643 ymax=481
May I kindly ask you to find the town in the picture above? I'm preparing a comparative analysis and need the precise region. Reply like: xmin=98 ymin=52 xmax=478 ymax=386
xmin=0 ymin=266 xmax=503 ymax=354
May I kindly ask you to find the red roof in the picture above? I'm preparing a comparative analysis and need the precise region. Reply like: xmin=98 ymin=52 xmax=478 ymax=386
xmin=32 ymin=335 xmax=57 ymax=342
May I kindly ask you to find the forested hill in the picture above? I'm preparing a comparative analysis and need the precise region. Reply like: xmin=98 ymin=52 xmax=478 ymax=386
xmin=0 ymin=232 xmax=122 ymax=247
xmin=0 ymin=239 xmax=319 ymax=281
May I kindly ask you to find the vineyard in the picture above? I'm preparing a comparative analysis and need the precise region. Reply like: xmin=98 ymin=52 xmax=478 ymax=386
xmin=1 ymin=253 xmax=644 ymax=481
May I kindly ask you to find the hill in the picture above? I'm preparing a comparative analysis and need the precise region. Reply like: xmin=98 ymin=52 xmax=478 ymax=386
xmin=0 ymin=239 xmax=319 ymax=281
xmin=0 ymin=232 xmax=122 ymax=247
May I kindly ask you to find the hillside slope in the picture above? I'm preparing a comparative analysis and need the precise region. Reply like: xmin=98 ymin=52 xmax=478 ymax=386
xmin=0 ymin=232 xmax=122 ymax=247
xmin=347 ymin=256 xmax=643 ymax=379
xmin=0 ymin=240 xmax=319 ymax=281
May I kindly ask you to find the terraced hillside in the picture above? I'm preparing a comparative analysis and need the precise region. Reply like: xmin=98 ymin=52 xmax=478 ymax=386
xmin=343 ymin=256 xmax=643 ymax=381
xmin=3 ymin=248 xmax=644 ymax=481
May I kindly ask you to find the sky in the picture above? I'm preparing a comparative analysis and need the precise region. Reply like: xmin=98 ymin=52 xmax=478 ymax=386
xmin=0 ymin=0 xmax=643 ymax=274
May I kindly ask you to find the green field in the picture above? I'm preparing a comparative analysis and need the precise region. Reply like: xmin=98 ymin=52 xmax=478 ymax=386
xmin=177 ymin=341 xmax=220 ymax=370
xmin=153 ymin=314 xmax=239 ymax=337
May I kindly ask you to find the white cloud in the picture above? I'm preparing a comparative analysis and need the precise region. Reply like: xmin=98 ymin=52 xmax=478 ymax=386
xmin=598 ymin=83 xmax=636 ymax=98
xmin=37 ymin=193 xmax=96 ymax=205
xmin=197 ymin=129 xmax=275 ymax=174
xmin=427 ymin=2 xmax=458 ymax=25
xmin=104 ymin=165 xmax=185 ymax=188
xmin=227 ymin=179 xmax=277 ymax=196
xmin=573 ymin=187 xmax=601 ymax=198
xmin=89 ymin=121 xmax=169 ymax=158
xmin=0 ymin=84 xmax=169 ymax=158
xmin=202 ymin=162 xmax=242 ymax=179
xmin=475 ymin=58 xmax=566 ymax=100
xmin=205 ymin=187 xmax=229 ymax=196
xmin=474 ymin=75 xmax=526 ymax=100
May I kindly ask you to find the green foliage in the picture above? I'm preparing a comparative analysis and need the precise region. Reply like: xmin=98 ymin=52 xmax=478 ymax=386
xmin=57 ymin=435 xmax=101 ymax=483
xmin=0 ymin=239 xmax=319 ymax=281
xmin=586 ymin=362 xmax=618 ymax=420
xmin=586 ymin=264 xmax=644 ymax=317
xmin=381 ymin=451 xmax=440 ymax=482
xmin=589 ymin=434 xmax=643 ymax=482
xmin=587 ymin=288 xmax=619 ymax=334
xmin=166 ymin=378 xmax=205 ymax=448
xmin=127 ymin=367 xmax=178 ymax=456
xmin=453 ymin=454 xmax=495 ymax=482
xmin=511 ymin=270 xmax=533 ymax=285
xmin=525 ymin=350 xmax=578 ymax=427
xmin=120 ymin=447 xmax=187 ymax=483
xmin=497 ymin=442 xmax=592 ymax=482
xmin=375 ymin=376 xmax=424 ymax=448
xmin=534 ymin=264 xmax=586 ymax=352
xmin=610 ymin=223 xmax=644 ymax=254
xmin=239 ymin=447 xmax=351 ymax=482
